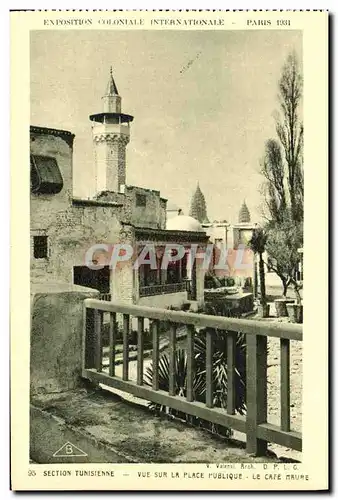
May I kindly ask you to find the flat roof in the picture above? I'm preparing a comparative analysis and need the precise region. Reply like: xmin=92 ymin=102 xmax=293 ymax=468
xmin=72 ymin=198 xmax=123 ymax=208
xmin=135 ymin=226 xmax=209 ymax=243
xmin=30 ymin=125 xmax=75 ymax=147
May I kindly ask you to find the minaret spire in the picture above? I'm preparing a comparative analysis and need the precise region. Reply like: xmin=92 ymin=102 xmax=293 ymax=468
xmin=89 ymin=68 xmax=134 ymax=195
xmin=106 ymin=66 xmax=119 ymax=96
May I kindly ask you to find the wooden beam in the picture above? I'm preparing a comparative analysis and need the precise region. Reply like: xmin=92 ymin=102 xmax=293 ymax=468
xmin=122 ymin=314 xmax=129 ymax=381
xmin=169 ymin=323 xmax=176 ymax=396
xmin=227 ymin=332 xmax=236 ymax=415
xmin=82 ymin=304 xmax=88 ymax=371
xmin=257 ymin=423 xmax=302 ymax=452
xmin=246 ymin=335 xmax=268 ymax=456
xmin=152 ymin=320 xmax=160 ymax=391
xmin=84 ymin=308 xmax=96 ymax=370
xmin=84 ymin=299 xmax=302 ymax=341
xmin=206 ymin=329 xmax=213 ymax=408
xmin=137 ymin=317 xmax=144 ymax=386
xmin=109 ymin=312 xmax=117 ymax=377
xmin=280 ymin=338 xmax=291 ymax=432
xmin=94 ymin=309 xmax=103 ymax=372
xmin=186 ymin=325 xmax=195 ymax=402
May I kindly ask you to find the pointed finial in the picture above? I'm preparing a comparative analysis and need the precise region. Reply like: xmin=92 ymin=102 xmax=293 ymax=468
xmin=105 ymin=67 xmax=119 ymax=96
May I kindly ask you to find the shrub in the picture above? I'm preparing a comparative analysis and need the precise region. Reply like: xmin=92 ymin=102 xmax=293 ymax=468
xmin=226 ymin=277 xmax=236 ymax=287
xmin=204 ymin=301 xmax=241 ymax=318
xmin=128 ymin=328 xmax=152 ymax=349
xmin=204 ymin=273 xmax=222 ymax=289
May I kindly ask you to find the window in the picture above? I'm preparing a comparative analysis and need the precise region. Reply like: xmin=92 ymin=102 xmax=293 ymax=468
xmin=136 ymin=193 xmax=147 ymax=207
xmin=139 ymin=249 xmax=160 ymax=287
xmin=33 ymin=236 xmax=48 ymax=259
xmin=181 ymin=251 xmax=188 ymax=280
xmin=30 ymin=155 xmax=63 ymax=194
xmin=143 ymin=265 xmax=158 ymax=287
xmin=167 ymin=260 xmax=181 ymax=284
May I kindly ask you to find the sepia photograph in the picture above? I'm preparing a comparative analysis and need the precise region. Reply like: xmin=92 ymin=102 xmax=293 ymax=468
xmin=29 ymin=27 xmax=303 ymax=464
xmin=10 ymin=9 xmax=328 ymax=491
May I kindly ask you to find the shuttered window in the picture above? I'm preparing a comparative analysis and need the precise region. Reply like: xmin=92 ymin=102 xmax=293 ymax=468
xmin=33 ymin=235 xmax=48 ymax=259
xmin=30 ymin=155 xmax=63 ymax=194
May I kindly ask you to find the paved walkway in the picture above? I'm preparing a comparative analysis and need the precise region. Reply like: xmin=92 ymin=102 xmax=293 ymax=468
xmin=32 ymin=389 xmax=281 ymax=464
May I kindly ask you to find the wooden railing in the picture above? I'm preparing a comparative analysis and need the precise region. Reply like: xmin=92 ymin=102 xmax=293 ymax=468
xmin=82 ymin=299 xmax=302 ymax=456
xmin=99 ymin=293 xmax=111 ymax=301
xmin=139 ymin=280 xmax=191 ymax=297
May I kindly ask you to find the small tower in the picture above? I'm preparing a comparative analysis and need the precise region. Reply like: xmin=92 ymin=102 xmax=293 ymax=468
xmin=189 ymin=182 xmax=210 ymax=224
xmin=90 ymin=67 xmax=134 ymax=194
xmin=238 ymin=200 xmax=251 ymax=223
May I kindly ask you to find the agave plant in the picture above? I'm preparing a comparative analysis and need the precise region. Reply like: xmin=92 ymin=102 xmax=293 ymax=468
xmin=194 ymin=329 xmax=246 ymax=415
xmin=144 ymin=326 xmax=247 ymax=437
xmin=143 ymin=349 xmax=205 ymax=416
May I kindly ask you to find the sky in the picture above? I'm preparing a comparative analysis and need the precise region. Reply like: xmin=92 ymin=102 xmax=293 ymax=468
xmin=30 ymin=29 xmax=302 ymax=223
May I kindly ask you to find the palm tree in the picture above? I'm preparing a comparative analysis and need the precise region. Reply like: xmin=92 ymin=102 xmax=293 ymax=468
xmin=249 ymin=227 xmax=268 ymax=313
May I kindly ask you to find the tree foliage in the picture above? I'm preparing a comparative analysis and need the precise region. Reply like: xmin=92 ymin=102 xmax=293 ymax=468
xmin=276 ymin=52 xmax=304 ymax=223
xmin=261 ymin=139 xmax=286 ymax=224
xmin=265 ymin=216 xmax=303 ymax=301
xmin=260 ymin=52 xmax=304 ymax=298
xmin=262 ymin=52 xmax=303 ymax=225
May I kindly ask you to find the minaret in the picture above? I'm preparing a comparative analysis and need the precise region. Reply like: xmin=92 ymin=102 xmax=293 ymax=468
xmin=189 ymin=182 xmax=210 ymax=223
xmin=238 ymin=200 xmax=251 ymax=223
xmin=90 ymin=67 xmax=134 ymax=194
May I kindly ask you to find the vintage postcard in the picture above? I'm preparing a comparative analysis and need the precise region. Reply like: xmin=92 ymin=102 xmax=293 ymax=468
xmin=10 ymin=9 xmax=328 ymax=491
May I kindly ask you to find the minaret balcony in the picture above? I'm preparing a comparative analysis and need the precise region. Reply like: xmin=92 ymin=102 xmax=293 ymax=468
xmin=90 ymin=112 xmax=133 ymax=124
xmin=91 ymin=121 xmax=130 ymax=139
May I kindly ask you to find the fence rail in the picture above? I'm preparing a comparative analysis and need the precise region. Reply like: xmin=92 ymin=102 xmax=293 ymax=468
xmin=82 ymin=298 xmax=302 ymax=455
xmin=99 ymin=293 xmax=111 ymax=302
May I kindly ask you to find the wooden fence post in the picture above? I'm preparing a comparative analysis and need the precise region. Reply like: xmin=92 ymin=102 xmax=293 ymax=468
xmin=246 ymin=334 xmax=268 ymax=455
xmin=84 ymin=308 xmax=96 ymax=370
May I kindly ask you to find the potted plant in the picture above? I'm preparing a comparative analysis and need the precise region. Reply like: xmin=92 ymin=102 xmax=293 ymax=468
xmin=286 ymin=281 xmax=303 ymax=323
xmin=274 ymin=298 xmax=295 ymax=318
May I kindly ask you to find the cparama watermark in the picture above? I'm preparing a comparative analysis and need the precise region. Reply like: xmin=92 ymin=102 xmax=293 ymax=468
xmin=84 ymin=243 xmax=253 ymax=273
